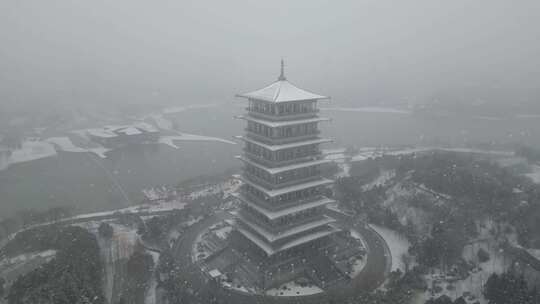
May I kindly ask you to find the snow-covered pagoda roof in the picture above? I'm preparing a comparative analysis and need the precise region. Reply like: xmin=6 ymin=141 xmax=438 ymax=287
xmin=236 ymin=60 xmax=329 ymax=103
xmin=239 ymin=176 xmax=333 ymax=198
xmin=235 ymin=193 xmax=335 ymax=220
xmin=235 ymin=115 xmax=331 ymax=127
xmin=237 ymin=225 xmax=338 ymax=256
xmin=234 ymin=136 xmax=332 ymax=151
xmin=238 ymin=213 xmax=336 ymax=243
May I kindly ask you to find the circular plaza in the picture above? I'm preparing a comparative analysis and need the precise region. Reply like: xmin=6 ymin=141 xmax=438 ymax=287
xmin=173 ymin=209 xmax=391 ymax=303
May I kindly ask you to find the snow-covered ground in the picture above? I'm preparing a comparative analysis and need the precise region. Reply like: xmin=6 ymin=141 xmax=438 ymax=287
xmin=347 ymin=146 xmax=514 ymax=163
xmin=185 ymin=216 xmax=204 ymax=227
xmin=335 ymin=162 xmax=350 ymax=178
xmin=351 ymin=150 xmax=383 ymax=161
xmin=187 ymin=178 xmax=241 ymax=200
xmin=0 ymin=250 xmax=57 ymax=269
xmin=322 ymin=148 xmax=346 ymax=162
xmin=159 ymin=133 xmax=235 ymax=148
xmin=125 ymin=200 xmax=187 ymax=214
xmin=527 ymin=248 xmax=540 ymax=261
xmin=326 ymin=202 xmax=354 ymax=216
xmin=46 ymin=136 xmax=109 ymax=158
xmin=322 ymin=148 xmax=351 ymax=178
xmin=370 ymin=224 xmax=410 ymax=272
xmin=222 ymin=281 xmax=255 ymax=294
xmin=525 ymin=165 xmax=540 ymax=183
xmin=413 ymin=219 xmax=511 ymax=304
xmin=384 ymin=146 xmax=513 ymax=157
xmin=142 ymin=186 xmax=175 ymax=201
xmin=68 ymin=200 xmax=187 ymax=221
xmin=416 ymin=243 xmax=507 ymax=304
xmin=6 ymin=197 xmax=188 ymax=245
xmin=192 ymin=231 xmax=208 ymax=262
xmin=362 ymin=170 xmax=395 ymax=191
xmin=416 ymin=183 xmax=452 ymax=201
xmin=266 ymin=280 xmax=324 ymax=296
xmin=0 ymin=139 xmax=57 ymax=171
xmin=0 ymin=250 xmax=57 ymax=290
xmin=383 ymin=182 xmax=437 ymax=236
xmin=0 ymin=103 xmax=233 ymax=171
xmin=213 ymin=226 xmax=232 ymax=240
xmin=350 ymin=257 xmax=367 ymax=278
xmin=46 ymin=137 xmax=91 ymax=153
xmin=0 ymin=135 xmax=111 ymax=171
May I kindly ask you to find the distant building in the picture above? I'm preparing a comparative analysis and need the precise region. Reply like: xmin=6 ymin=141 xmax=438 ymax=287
xmin=87 ymin=122 xmax=159 ymax=148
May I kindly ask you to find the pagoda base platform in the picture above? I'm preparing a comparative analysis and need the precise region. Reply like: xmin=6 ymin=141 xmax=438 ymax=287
xmin=201 ymin=228 xmax=366 ymax=292
xmin=177 ymin=211 xmax=391 ymax=303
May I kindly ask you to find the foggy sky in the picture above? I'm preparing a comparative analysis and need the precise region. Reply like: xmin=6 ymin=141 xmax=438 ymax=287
xmin=1 ymin=0 xmax=539 ymax=109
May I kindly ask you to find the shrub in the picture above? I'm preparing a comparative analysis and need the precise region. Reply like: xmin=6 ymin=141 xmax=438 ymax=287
xmin=477 ymin=248 xmax=490 ymax=263
xmin=98 ymin=222 xmax=114 ymax=238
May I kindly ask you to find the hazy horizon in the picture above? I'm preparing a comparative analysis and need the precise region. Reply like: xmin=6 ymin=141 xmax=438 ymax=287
xmin=2 ymin=0 xmax=540 ymax=110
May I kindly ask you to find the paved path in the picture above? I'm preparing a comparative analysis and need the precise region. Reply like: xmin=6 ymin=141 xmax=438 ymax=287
xmin=329 ymin=209 xmax=391 ymax=291
xmin=171 ymin=210 xmax=391 ymax=304
xmin=172 ymin=212 xmax=232 ymax=264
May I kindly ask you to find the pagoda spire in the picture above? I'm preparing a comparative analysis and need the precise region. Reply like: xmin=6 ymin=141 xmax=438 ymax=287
xmin=278 ymin=58 xmax=286 ymax=81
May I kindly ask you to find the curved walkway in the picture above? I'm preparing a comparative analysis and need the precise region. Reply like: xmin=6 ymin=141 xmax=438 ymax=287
xmin=172 ymin=210 xmax=391 ymax=304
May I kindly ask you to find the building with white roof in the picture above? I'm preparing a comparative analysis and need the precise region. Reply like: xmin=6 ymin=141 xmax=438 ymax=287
xmin=87 ymin=123 xmax=160 ymax=147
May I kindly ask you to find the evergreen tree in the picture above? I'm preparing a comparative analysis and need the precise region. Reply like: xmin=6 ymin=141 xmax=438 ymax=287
xmin=484 ymin=272 xmax=534 ymax=304
xmin=0 ymin=277 xmax=5 ymax=297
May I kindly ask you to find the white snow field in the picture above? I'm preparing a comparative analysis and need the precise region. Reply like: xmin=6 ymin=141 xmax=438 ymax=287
xmin=159 ymin=133 xmax=236 ymax=149
xmin=46 ymin=136 xmax=110 ymax=158
xmin=266 ymin=280 xmax=324 ymax=296
xmin=0 ymin=136 xmax=112 ymax=172
xmin=526 ymin=165 xmax=540 ymax=183
xmin=0 ymin=139 xmax=57 ymax=171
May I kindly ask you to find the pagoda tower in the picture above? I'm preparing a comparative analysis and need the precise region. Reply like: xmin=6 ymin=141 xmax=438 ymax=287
xmin=234 ymin=61 xmax=339 ymax=263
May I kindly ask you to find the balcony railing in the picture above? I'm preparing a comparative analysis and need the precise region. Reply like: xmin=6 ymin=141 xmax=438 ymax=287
xmin=239 ymin=209 xmax=327 ymax=235
xmin=242 ymin=149 xmax=323 ymax=168
xmin=246 ymin=109 xmax=320 ymax=121
xmin=242 ymin=171 xmax=322 ymax=191
xmin=245 ymin=130 xmax=321 ymax=145
xmin=238 ymin=190 xmax=329 ymax=211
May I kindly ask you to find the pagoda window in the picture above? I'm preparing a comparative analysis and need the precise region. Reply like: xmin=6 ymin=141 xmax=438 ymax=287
xmin=275 ymin=187 xmax=320 ymax=204
xmin=275 ymin=166 xmax=320 ymax=184
xmin=276 ymin=208 xmax=319 ymax=226
xmin=277 ymin=123 xmax=318 ymax=138
xmin=300 ymin=102 xmax=312 ymax=113
xmin=243 ymin=184 xmax=270 ymax=201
